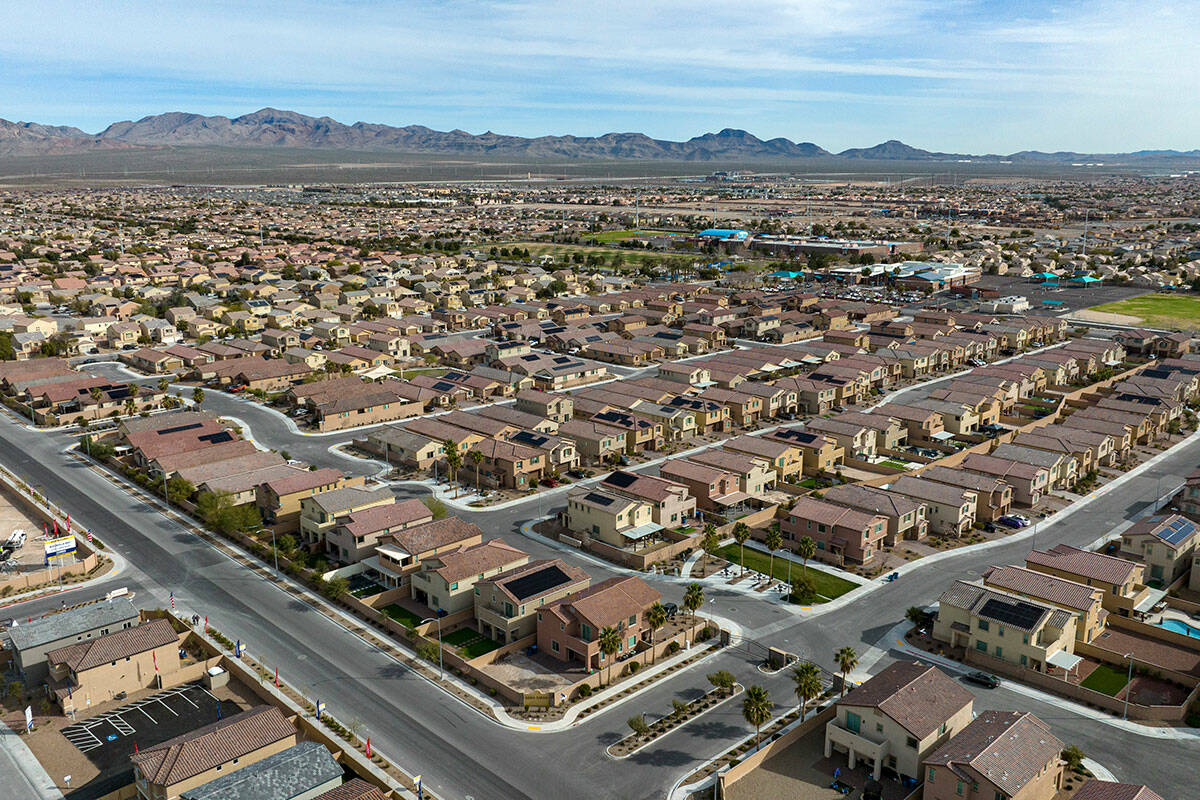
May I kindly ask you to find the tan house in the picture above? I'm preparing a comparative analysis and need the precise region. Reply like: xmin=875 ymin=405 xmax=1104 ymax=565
xmin=255 ymin=468 xmax=361 ymax=534
xmin=885 ymin=476 xmax=976 ymax=537
xmin=1025 ymin=544 xmax=1153 ymax=618
xmin=465 ymin=438 xmax=545 ymax=490
xmin=368 ymin=516 xmax=484 ymax=590
xmin=983 ymin=564 xmax=1106 ymax=644
xmin=324 ymin=497 xmax=435 ymax=563
xmin=822 ymin=483 xmax=928 ymax=543
xmin=474 ymin=559 xmax=591 ymax=644
xmin=923 ymin=711 xmax=1063 ymax=800
xmin=132 ymin=706 xmax=298 ymax=800
xmin=1120 ymin=514 xmax=1199 ymax=586
xmin=49 ymin=619 xmax=180 ymax=713
xmin=299 ymin=485 xmax=395 ymax=550
xmin=411 ymin=539 xmax=529 ymax=614
xmin=782 ymin=495 xmax=888 ymax=565
xmin=535 ymin=576 xmax=661 ymax=669
xmin=724 ymin=435 xmax=804 ymax=482
xmin=824 ymin=660 xmax=974 ymax=782
xmin=934 ymin=580 xmax=1078 ymax=674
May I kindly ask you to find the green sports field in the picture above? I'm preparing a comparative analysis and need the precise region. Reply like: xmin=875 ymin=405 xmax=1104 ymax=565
xmin=1090 ymin=293 xmax=1200 ymax=330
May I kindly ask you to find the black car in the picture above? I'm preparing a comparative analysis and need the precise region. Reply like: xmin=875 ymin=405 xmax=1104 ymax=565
xmin=963 ymin=671 xmax=1000 ymax=688
xmin=982 ymin=521 xmax=998 ymax=533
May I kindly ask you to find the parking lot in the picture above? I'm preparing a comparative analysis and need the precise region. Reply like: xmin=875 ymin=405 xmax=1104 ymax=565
xmin=57 ymin=683 xmax=242 ymax=800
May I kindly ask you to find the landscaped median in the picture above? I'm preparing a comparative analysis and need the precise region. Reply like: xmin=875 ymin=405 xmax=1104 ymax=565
xmin=608 ymin=677 xmax=743 ymax=758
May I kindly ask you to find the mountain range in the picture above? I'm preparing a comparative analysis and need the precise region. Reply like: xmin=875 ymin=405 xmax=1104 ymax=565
xmin=2 ymin=108 xmax=1198 ymax=164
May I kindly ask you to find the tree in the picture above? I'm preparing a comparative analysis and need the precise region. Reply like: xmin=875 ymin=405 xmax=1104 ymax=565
xmin=158 ymin=377 xmax=170 ymax=393
xmin=192 ymin=386 xmax=204 ymax=409
xmin=321 ymin=576 xmax=349 ymax=600
xmin=742 ymin=685 xmax=773 ymax=748
xmin=598 ymin=626 xmax=621 ymax=685
xmin=796 ymin=536 xmax=816 ymax=575
xmin=1061 ymin=745 xmax=1086 ymax=772
xmin=707 ymin=669 xmax=736 ymax=697
xmin=683 ymin=582 xmax=704 ymax=625
xmin=906 ymin=606 xmax=928 ymax=627
xmin=732 ymin=522 xmax=750 ymax=576
xmin=442 ymin=439 xmax=459 ymax=487
xmin=627 ymin=714 xmax=649 ymax=739
xmin=791 ymin=662 xmax=823 ymax=719
xmin=645 ymin=602 xmax=667 ymax=663
xmin=700 ymin=523 xmax=720 ymax=575
xmin=165 ymin=476 xmax=194 ymax=505
xmin=196 ymin=490 xmax=260 ymax=535
xmin=835 ymin=646 xmax=859 ymax=696
xmin=469 ymin=449 xmax=484 ymax=495
xmin=89 ymin=386 xmax=104 ymax=407
xmin=764 ymin=528 xmax=782 ymax=582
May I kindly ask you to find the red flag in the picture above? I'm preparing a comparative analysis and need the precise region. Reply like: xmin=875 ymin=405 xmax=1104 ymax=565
xmin=134 ymin=741 xmax=138 ymax=754
xmin=274 ymin=667 xmax=279 ymax=688
xmin=87 ymin=530 xmax=93 ymax=544
xmin=66 ymin=515 xmax=71 ymax=533
xmin=43 ymin=522 xmax=47 ymax=537
xmin=53 ymin=519 xmax=58 ymax=536
xmin=204 ymin=615 xmax=208 ymax=634
xmin=152 ymin=652 xmax=158 ymax=673
xmin=366 ymin=737 xmax=371 ymax=758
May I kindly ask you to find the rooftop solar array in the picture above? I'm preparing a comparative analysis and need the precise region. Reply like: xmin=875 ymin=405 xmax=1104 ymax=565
xmin=157 ymin=422 xmax=204 ymax=436
xmin=979 ymin=597 xmax=1045 ymax=630
xmin=1159 ymin=517 xmax=1197 ymax=546
xmin=583 ymin=492 xmax=614 ymax=506
xmin=503 ymin=565 xmax=573 ymax=601
xmin=605 ymin=471 xmax=637 ymax=488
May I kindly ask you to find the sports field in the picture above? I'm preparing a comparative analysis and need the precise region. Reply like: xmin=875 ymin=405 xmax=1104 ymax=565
xmin=1089 ymin=293 xmax=1200 ymax=330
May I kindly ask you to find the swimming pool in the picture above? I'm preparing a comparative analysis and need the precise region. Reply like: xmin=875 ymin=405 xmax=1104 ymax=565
xmin=1160 ymin=619 xmax=1200 ymax=639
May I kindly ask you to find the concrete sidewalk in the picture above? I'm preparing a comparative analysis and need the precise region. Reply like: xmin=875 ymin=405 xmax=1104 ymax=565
xmin=0 ymin=728 xmax=64 ymax=800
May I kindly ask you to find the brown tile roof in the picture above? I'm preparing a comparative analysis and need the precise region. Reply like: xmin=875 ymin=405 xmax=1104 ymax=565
xmin=48 ymin=618 xmax=177 ymax=672
xmin=558 ymin=575 xmax=660 ymax=630
xmin=132 ymin=706 xmax=296 ymax=787
xmin=1072 ymin=781 xmax=1165 ymax=800
xmin=887 ymin=475 xmax=975 ymax=507
xmin=1026 ymin=543 xmax=1138 ymax=586
xmin=924 ymin=711 xmax=1062 ymax=797
xmin=983 ymin=565 xmax=1101 ymax=612
xmin=263 ymin=467 xmax=344 ymax=496
xmin=429 ymin=539 xmax=527 ymax=583
xmin=789 ymin=494 xmax=883 ymax=530
xmin=313 ymin=779 xmax=391 ymax=800
xmin=341 ymin=498 xmax=433 ymax=538
xmin=840 ymin=660 xmax=973 ymax=739
xmin=382 ymin=516 xmax=483 ymax=555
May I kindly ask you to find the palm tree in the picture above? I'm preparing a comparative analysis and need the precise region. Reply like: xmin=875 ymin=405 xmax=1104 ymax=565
xmin=905 ymin=606 xmax=928 ymax=627
xmin=764 ymin=527 xmax=782 ymax=583
xmin=192 ymin=386 xmax=204 ymax=409
xmin=732 ymin=522 xmax=750 ymax=576
xmin=157 ymin=377 xmax=169 ymax=393
xmin=645 ymin=602 xmax=667 ymax=663
xmin=469 ymin=449 xmax=484 ymax=495
xmin=742 ymin=685 xmax=773 ymax=748
xmin=442 ymin=439 xmax=459 ymax=489
xmin=791 ymin=662 xmax=823 ymax=719
xmin=835 ymin=646 xmax=859 ymax=696
xmin=89 ymin=386 xmax=104 ymax=407
xmin=598 ymin=626 xmax=621 ymax=686
xmin=796 ymin=536 xmax=816 ymax=576
xmin=700 ymin=523 xmax=719 ymax=576
xmin=683 ymin=582 xmax=704 ymax=626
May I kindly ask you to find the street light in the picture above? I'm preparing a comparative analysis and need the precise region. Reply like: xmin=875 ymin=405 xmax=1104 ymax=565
xmin=1123 ymin=652 xmax=1134 ymax=721
xmin=421 ymin=616 xmax=444 ymax=680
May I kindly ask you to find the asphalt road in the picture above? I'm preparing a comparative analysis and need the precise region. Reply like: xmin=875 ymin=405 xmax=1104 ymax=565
xmin=5 ymin=402 xmax=1200 ymax=798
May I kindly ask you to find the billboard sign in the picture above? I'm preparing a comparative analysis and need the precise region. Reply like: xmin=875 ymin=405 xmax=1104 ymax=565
xmin=44 ymin=535 xmax=77 ymax=560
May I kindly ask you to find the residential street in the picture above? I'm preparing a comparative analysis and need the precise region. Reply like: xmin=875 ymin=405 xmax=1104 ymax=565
xmin=3 ymin=405 xmax=1199 ymax=800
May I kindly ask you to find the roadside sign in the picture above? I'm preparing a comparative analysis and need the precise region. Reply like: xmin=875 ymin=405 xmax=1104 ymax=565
xmin=44 ymin=535 xmax=77 ymax=559
xmin=315 ymin=701 xmax=326 ymax=719
xmin=24 ymin=705 xmax=32 ymax=731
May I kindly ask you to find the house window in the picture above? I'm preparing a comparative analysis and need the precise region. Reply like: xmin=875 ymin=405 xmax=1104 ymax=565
xmin=939 ymin=722 xmax=947 ymax=735
xmin=451 ymin=582 xmax=458 ymax=591
xmin=537 ymin=612 xmax=542 ymax=621
xmin=629 ymin=615 xmax=636 ymax=626
xmin=928 ymin=768 xmax=936 ymax=783
xmin=975 ymin=641 xmax=988 ymax=652
xmin=629 ymin=635 xmax=636 ymax=649
xmin=995 ymin=645 xmax=1003 ymax=658
xmin=977 ymin=620 xmax=989 ymax=631
xmin=551 ymin=640 xmax=560 ymax=653
xmin=906 ymin=736 xmax=918 ymax=749
xmin=956 ymin=780 xmax=964 ymax=796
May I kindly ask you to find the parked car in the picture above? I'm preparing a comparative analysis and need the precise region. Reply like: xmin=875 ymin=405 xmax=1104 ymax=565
xmin=982 ymin=521 xmax=998 ymax=533
xmin=963 ymin=671 xmax=1000 ymax=688
xmin=1009 ymin=514 xmax=1031 ymax=525
xmin=540 ymin=477 xmax=559 ymax=487
xmin=997 ymin=515 xmax=1026 ymax=529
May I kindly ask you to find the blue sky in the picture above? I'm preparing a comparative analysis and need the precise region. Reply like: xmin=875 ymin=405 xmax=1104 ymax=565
xmin=2 ymin=0 xmax=1197 ymax=152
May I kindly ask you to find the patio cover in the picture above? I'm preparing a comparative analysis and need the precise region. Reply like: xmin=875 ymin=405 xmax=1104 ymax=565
xmin=932 ymin=431 xmax=957 ymax=441
xmin=1047 ymin=650 xmax=1083 ymax=671
xmin=712 ymin=491 xmax=751 ymax=507
xmin=1134 ymin=587 xmax=1167 ymax=613
xmin=620 ymin=521 xmax=663 ymax=541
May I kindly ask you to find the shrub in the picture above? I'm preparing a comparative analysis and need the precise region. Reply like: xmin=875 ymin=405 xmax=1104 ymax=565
xmin=1062 ymin=745 xmax=1086 ymax=772
xmin=575 ymin=684 xmax=593 ymax=699
xmin=416 ymin=641 xmax=441 ymax=663
xmin=627 ymin=714 xmax=649 ymax=737
xmin=628 ymin=660 xmax=641 ymax=674
xmin=788 ymin=573 xmax=819 ymax=604
xmin=666 ymin=641 xmax=681 ymax=656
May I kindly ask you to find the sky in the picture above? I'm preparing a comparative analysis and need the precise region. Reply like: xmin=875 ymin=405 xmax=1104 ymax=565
xmin=2 ymin=0 xmax=1198 ymax=153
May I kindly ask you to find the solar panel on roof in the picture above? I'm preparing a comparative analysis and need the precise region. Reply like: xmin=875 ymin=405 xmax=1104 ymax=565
xmin=199 ymin=431 xmax=234 ymax=445
xmin=979 ymin=597 xmax=1045 ymax=630
xmin=156 ymin=422 xmax=204 ymax=436
xmin=503 ymin=565 xmax=573 ymax=601
xmin=583 ymin=492 xmax=614 ymax=506
xmin=1160 ymin=518 xmax=1196 ymax=546
xmin=605 ymin=471 xmax=637 ymax=488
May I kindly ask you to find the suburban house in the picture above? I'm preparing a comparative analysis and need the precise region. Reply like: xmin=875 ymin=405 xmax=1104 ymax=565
xmin=724 ymin=435 xmax=805 ymax=482
xmin=824 ymin=660 xmax=974 ymax=782
xmin=598 ymin=470 xmax=697 ymax=529
xmin=885 ymin=476 xmax=977 ymax=537
xmin=298 ymin=486 xmax=395 ymax=551
xmin=410 ymin=539 xmax=529 ymax=614
xmin=558 ymin=419 xmax=628 ymax=464
xmin=131 ymin=706 xmax=299 ymax=800
xmin=1025 ymin=544 xmax=1154 ymax=617
xmin=474 ymin=558 xmax=590 ymax=644
xmin=934 ymin=579 xmax=1079 ymax=674
xmin=822 ymin=483 xmax=927 ymax=543
xmin=921 ymin=465 xmax=1013 ymax=523
xmin=687 ymin=448 xmax=775 ymax=496
xmin=565 ymin=487 xmax=656 ymax=549
xmin=1119 ymin=514 xmax=1199 ymax=585
xmin=1072 ymin=781 xmax=1164 ymax=800
xmin=958 ymin=453 xmax=1049 ymax=508
xmin=535 ymin=576 xmax=661 ymax=669
xmin=983 ymin=564 xmax=1107 ymax=644
xmin=176 ymin=742 xmax=342 ymax=800
xmin=8 ymin=597 xmax=139 ymax=685
xmin=323 ymin=497 xmax=435 ymax=564
xmin=658 ymin=459 xmax=747 ymax=513
xmin=255 ymin=468 xmax=361 ymax=534
xmin=923 ymin=711 xmax=1064 ymax=800
xmin=766 ymin=428 xmax=846 ymax=476
xmin=781 ymin=495 xmax=889 ymax=565
xmin=47 ymin=618 xmax=180 ymax=713
xmin=367 ymin=517 xmax=485 ymax=591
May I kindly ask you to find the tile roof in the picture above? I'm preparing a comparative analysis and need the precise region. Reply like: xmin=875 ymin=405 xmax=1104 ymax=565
xmin=263 ymin=467 xmax=343 ymax=496
xmin=983 ymin=565 xmax=1101 ymax=613
xmin=179 ymin=741 xmax=341 ymax=800
xmin=427 ymin=539 xmax=528 ymax=583
xmin=48 ymin=618 xmax=177 ymax=673
xmin=1071 ymin=781 xmax=1165 ymax=800
xmin=313 ymin=779 xmax=391 ymax=800
xmin=839 ymin=660 xmax=973 ymax=739
xmin=381 ymin=516 xmax=483 ymax=555
xmin=132 ymin=706 xmax=296 ymax=787
xmin=7 ymin=598 xmax=139 ymax=651
xmin=342 ymin=498 xmax=433 ymax=538
xmin=924 ymin=710 xmax=1062 ymax=797
xmin=1026 ymin=544 xmax=1138 ymax=586
xmin=485 ymin=558 xmax=590 ymax=605
xmin=556 ymin=576 xmax=660 ymax=630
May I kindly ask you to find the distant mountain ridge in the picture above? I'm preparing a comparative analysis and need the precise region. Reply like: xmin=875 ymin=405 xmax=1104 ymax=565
xmin=0 ymin=108 xmax=1197 ymax=163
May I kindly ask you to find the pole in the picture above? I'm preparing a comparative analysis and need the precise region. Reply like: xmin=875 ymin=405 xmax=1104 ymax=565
xmin=1123 ymin=653 xmax=1134 ymax=720
xmin=437 ymin=617 xmax=444 ymax=680
xmin=272 ymin=528 xmax=279 ymax=572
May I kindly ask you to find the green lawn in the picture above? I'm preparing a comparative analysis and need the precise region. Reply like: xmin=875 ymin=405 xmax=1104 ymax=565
xmin=380 ymin=604 xmax=423 ymax=629
xmin=716 ymin=544 xmax=858 ymax=602
xmin=1090 ymin=293 xmax=1200 ymax=330
xmin=586 ymin=229 xmax=668 ymax=243
xmin=398 ymin=367 xmax=447 ymax=378
xmin=1080 ymin=663 xmax=1130 ymax=696
xmin=880 ymin=459 xmax=910 ymax=470
xmin=442 ymin=627 xmax=502 ymax=658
